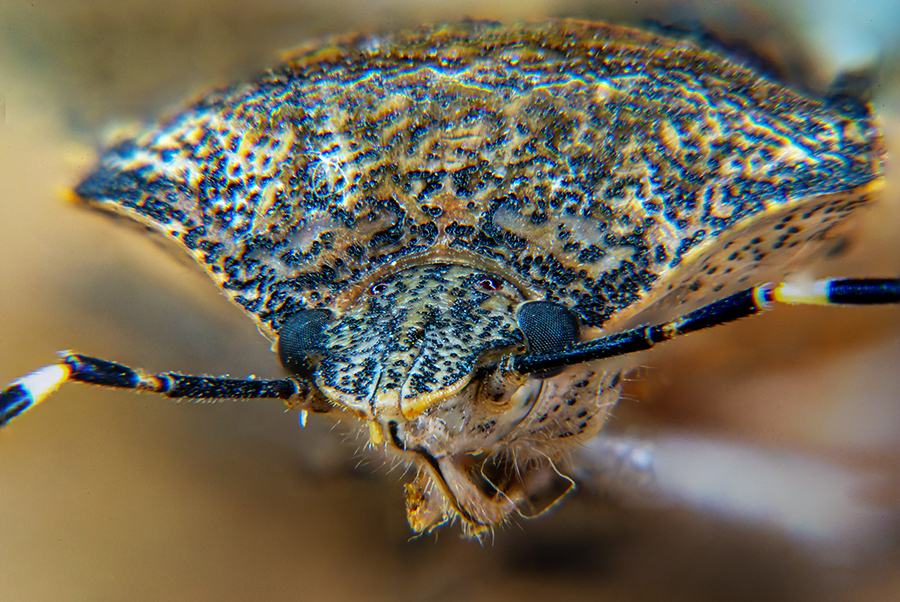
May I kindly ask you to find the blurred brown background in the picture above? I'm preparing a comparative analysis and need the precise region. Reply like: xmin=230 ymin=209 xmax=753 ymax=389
xmin=0 ymin=1 xmax=899 ymax=600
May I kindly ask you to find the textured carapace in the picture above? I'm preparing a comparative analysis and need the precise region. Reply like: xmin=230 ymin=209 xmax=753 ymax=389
xmin=315 ymin=264 xmax=525 ymax=419
xmin=71 ymin=20 xmax=885 ymax=535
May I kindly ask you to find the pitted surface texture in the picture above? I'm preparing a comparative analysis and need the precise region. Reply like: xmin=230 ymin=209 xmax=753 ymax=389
xmin=316 ymin=264 xmax=524 ymax=417
xmin=73 ymin=20 xmax=885 ymax=337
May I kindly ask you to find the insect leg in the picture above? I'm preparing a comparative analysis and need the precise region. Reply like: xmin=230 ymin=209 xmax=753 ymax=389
xmin=515 ymin=277 xmax=900 ymax=374
xmin=0 ymin=352 xmax=308 ymax=427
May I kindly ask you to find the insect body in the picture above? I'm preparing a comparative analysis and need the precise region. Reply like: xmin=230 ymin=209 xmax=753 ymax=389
xmin=1 ymin=20 xmax=897 ymax=537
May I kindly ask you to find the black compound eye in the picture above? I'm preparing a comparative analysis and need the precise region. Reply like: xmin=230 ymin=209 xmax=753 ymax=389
xmin=516 ymin=301 xmax=580 ymax=356
xmin=277 ymin=309 xmax=333 ymax=378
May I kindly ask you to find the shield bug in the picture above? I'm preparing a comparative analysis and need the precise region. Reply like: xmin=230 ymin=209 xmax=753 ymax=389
xmin=0 ymin=20 xmax=897 ymax=538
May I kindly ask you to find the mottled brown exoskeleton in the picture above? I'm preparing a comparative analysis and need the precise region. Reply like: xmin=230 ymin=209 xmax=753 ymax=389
xmin=1 ymin=20 xmax=896 ymax=537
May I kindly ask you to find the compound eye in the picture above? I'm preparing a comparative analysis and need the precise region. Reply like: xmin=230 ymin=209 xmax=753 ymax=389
xmin=277 ymin=309 xmax=333 ymax=378
xmin=516 ymin=301 xmax=580 ymax=356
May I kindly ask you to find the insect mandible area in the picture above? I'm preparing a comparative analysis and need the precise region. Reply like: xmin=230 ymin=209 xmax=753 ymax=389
xmin=1 ymin=17 xmax=897 ymax=544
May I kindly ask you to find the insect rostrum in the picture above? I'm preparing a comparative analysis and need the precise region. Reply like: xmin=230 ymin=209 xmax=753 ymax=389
xmin=0 ymin=20 xmax=896 ymax=538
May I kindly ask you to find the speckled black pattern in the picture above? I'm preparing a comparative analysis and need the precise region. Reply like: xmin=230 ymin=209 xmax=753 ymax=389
xmin=65 ymin=20 xmax=888 ymax=536
xmin=316 ymin=264 xmax=524 ymax=417
xmin=73 ymin=20 xmax=884 ymax=341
